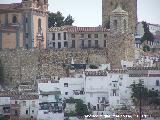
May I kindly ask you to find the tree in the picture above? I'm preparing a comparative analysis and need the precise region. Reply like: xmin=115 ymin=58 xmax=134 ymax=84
xmin=131 ymin=83 xmax=160 ymax=106
xmin=48 ymin=12 xmax=74 ymax=28
xmin=143 ymin=45 xmax=150 ymax=52
xmin=64 ymin=98 xmax=89 ymax=117
xmin=75 ymin=99 xmax=89 ymax=116
xmin=141 ymin=21 xmax=154 ymax=43
xmin=89 ymin=64 xmax=98 ymax=69
xmin=64 ymin=15 xmax=74 ymax=26
xmin=48 ymin=11 xmax=64 ymax=28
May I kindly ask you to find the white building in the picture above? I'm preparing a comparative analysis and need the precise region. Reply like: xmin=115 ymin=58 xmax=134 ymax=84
xmin=48 ymin=26 xmax=109 ymax=49
xmin=136 ymin=22 xmax=160 ymax=37
xmin=48 ymin=26 xmax=70 ymax=48
xmin=11 ymin=94 xmax=39 ymax=119
xmin=38 ymin=79 xmax=64 ymax=120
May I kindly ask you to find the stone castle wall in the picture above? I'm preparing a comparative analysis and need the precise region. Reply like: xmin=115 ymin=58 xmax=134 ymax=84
xmin=107 ymin=33 xmax=135 ymax=69
xmin=0 ymin=49 xmax=108 ymax=86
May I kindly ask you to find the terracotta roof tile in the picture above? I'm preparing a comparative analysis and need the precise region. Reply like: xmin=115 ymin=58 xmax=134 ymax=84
xmin=0 ymin=3 xmax=21 ymax=10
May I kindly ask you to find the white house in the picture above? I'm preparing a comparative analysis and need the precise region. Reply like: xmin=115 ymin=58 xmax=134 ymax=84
xmin=38 ymin=79 xmax=64 ymax=120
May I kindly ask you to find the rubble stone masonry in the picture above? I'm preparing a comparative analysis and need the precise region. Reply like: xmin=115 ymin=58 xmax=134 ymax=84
xmin=0 ymin=49 xmax=108 ymax=86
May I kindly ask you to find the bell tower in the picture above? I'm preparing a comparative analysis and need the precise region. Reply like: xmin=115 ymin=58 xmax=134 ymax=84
xmin=110 ymin=5 xmax=129 ymax=34
xmin=102 ymin=0 xmax=137 ymax=34
xmin=107 ymin=5 xmax=135 ymax=69
xmin=22 ymin=0 xmax=48 ymax=49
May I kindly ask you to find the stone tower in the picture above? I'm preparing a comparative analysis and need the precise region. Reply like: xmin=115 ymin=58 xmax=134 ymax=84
xmin=102 ymin=0 xmax=137 ymax=33
xmin=22 ymin=0 xmax=48 ymax=49
xmin=107 ymin=6 xmax=135 ymax=69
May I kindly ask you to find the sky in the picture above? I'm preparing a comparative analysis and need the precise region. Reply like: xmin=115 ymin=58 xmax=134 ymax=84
xmin=1 ymin=0 xmax=160 ymax=27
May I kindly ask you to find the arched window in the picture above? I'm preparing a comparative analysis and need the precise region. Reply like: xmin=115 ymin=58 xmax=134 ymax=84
xmin=12 ymin=16 xmax=17 ymax=23
xmin=113 ymin=20 xmax=117 ymax=31
xmin=38 ymin=18 xmax=41 ymax=32
xmin=124 ymin=19 xmax=127 ymax=31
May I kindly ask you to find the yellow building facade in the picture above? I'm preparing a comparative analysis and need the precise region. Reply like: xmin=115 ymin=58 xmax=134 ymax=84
xmin=0 ymin=0 xmax=48 ymax=49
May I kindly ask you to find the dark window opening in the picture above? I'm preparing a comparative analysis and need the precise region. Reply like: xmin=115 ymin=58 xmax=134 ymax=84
xmin=26 ymin=110 xmax=28 ymax=114
xmin=81 ymin=40 xmax=84 ymax=48
xmin=58 ymin=42 xmax=61 ymax=48
xmin=95 ymin=40 xmax=98 ymax=48
xmin=12 ymin=16 xmax=17 ymax=23
xmin=64 ymin=32 xmax=66 ymax=40
xmin=52 ymin=33 xmax=55 ymax=40
xmin=64 ymin=41 xmax=68 ymax=48
xmin=52 ymin=42 xmax=55 ymax=48
xmin=72 ymin=40 xmax=75 ymax=48
xmin=64 ymin=83 xmax=68 ymax=87
xmin=94 ymin=34 xmax=98 ymax=38
xmin=58 ymin=33 xmax=61 ymax=40
xmin=88 ymin=40 xmax=91 ymax=48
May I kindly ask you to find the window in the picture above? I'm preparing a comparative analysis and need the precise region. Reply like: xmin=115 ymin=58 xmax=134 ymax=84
xmin=104 ymin=40 xmax=106 ymax=47
xmin=88 ymin=34 xmax=91 ymax=38
xmin=15 ymin=101 xmax=18 ymax=104
xmin=72 ymin=40 xmax=75 ymax=48
xmin=81 ymin=40 xmax=84 ymax=48
xmin=113 ymin=20 xmax=118 ymax=31
xmin=104 ymin=34 xmax=107 ymax=38
xmin=113 ymin=90 xmax=116 ymax=96
xmin=71 ymin=34 xmax=75 ymax=38
xmin=95 ymin=40 xmax=98 ymax=48
xmin=23 ymin=101 xmax=26 ymax=106
xmin=64 ymin=83 xmax=68 ymax=87
xmin=15 ymin=110 xmax=18 ymax=116
xmin=156 ymin=80 xmax=159 ymax=86
xmin=52 ymin=33 xmax=55 ymax=40
xmin=64 ymin=41 xmax=68 ymax=48
xmin=12 ymin=16 xmax=17 ymax=23
xmin=98 ymin=97 xmax=100 ymax=103
xmin=88 ymin=40 xmax=91 ymax=48
xmin=124 ymin=19 xmax=127 ymax=30
xmin=32 ymin=101 xmax=35 ymax=107
xmin=52 ymin=42 xmax=55 ymax=48
xmin=58 ymin=33 xmax=61 ymax=40
xmin=58 ymin=42 xmax=61 ymax=48
xmin=80 ymin=34 xmax=84 ymax=38
xmin=32 ymin=110 xmax=34 ymax=114
xmin=26 ymin=110 xmax=28 ymax=115
xmin=94 ymin=34 xmax=98 ymax=38
xmin=26 ymin=17 xmax=28 ymax=23
xmin=38 ymin=18 xmax=41 ymax=32
xmin=64 ymin=32 xmax=66 ymax=40
xmin=25 ymin=33 xmax=28 ymax=38
xmin=65 ymin=92 xmax=68 ymax=95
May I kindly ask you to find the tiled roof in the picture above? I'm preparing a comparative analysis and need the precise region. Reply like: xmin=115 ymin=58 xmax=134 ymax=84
xmin=0 ymin=91 xmax=38 ymax=100
xmin=48 ymin=26 xmax=109 ymax=33
xmin=0 ymin=3 xmax=22 ymax=10
xmin=11 ymin=95 xmax=38 ymax=100
xmin=127 ymin=67 xmax=160 ymax=70
xmin=10 ymin=116 xmax=36 ymax=120
xmin=68 ymin=27 xmax=109 ymax=33
xmin=85 ymin=71 xmax=108 ymax=76
xmin=107 ymin=70 xmax=127 ymax=73
xmin=48 ymin=26 xmax=69 ymax=32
